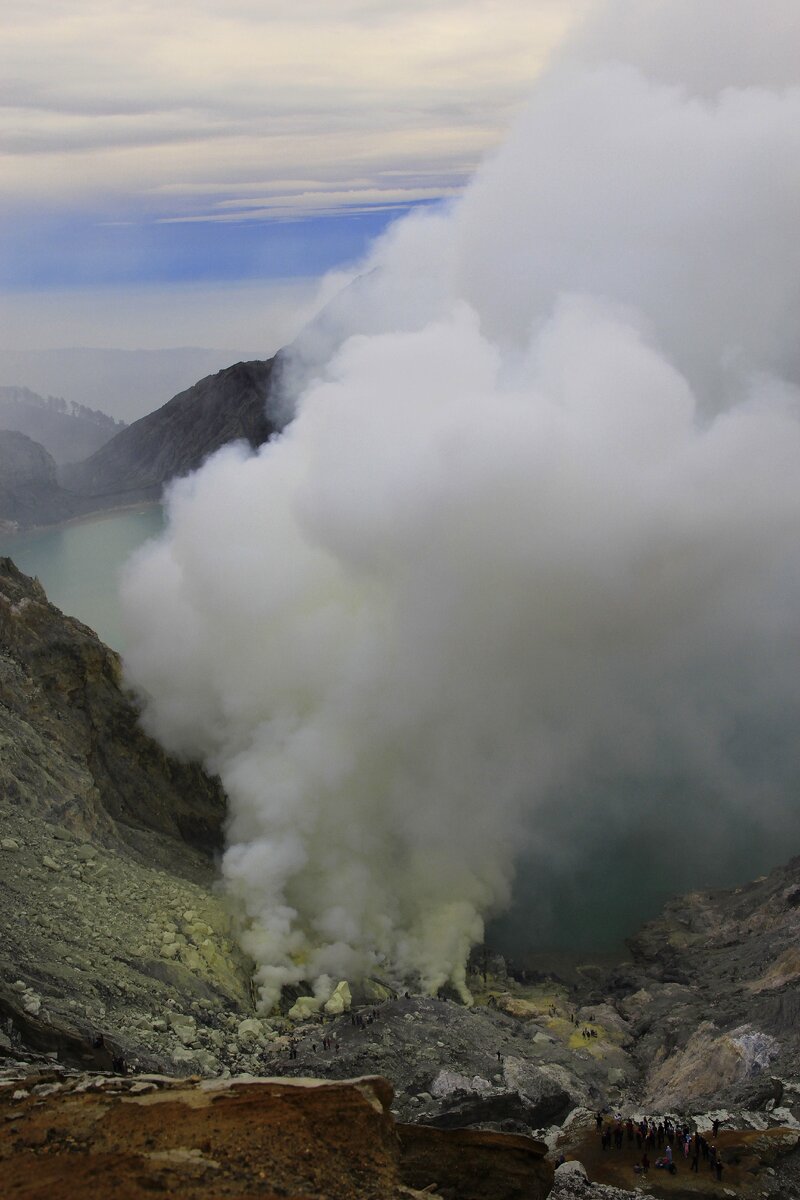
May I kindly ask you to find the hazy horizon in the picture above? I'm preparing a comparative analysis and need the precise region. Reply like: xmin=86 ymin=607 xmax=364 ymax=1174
xmin=0 ymin=276 xmax=324 ymax=420
xmin=0 ymin=345 xmax=265 ymax=423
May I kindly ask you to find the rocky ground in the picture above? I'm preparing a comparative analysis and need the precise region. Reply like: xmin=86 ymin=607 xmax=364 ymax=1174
xmin=1 ymin=1062 xmax=799 ymax=1199
xmin=4 ymin=557 xmax=800 ymax=1196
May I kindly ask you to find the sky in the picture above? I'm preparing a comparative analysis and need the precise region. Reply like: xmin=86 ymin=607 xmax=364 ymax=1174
xmin=0 ymin=0 xmax=589 ymax=353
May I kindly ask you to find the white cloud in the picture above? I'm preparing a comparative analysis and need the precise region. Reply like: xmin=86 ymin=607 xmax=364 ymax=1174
xmin=0 ymin=1 xmax=589 ymax=217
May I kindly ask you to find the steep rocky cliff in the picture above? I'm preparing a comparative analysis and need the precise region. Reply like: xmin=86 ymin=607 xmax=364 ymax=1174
xmin=605 ymin=860 xmax=800 ymax=1113
xmin=0 ymin=557 xmax=254 ymax=1071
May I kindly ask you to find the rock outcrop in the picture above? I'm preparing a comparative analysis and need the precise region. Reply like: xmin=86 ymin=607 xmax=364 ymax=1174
xmin=602 ymin=860 xmax=800 ymax=1111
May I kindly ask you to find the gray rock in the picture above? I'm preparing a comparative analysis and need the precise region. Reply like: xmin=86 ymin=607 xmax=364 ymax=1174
xmin=503 ymin=1057 xmax=574 ymax=1119
xmin=551 ymin=1158 xmax=632 ymax=1198
xmin=236 ymin=1018 xmax=264 ymax=1045
xmin=554 ymin=1160 xmax=588 ymax=1184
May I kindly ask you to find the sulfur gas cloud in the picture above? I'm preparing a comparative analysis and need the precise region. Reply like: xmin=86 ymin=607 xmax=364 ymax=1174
xmin=121 ymin=0 xmax=800 ymax=1008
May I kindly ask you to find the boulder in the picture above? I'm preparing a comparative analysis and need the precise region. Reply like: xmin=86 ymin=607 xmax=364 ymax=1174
xmin=236 ymin=1018 xmax=265 ymax=1044
xmin=324 ymin=980 xmax=352 ymax=1016
xmin=551 ymin=1158 xmax=633 ymax=1198
xmin=288 ymin=995 xmax=321 ymax=1021
xmin=554 ymin=1160 xmax=588 ymax=1184
xmin=502 ymin=1058 xmax=574 ymax=1121
xmin=430 ymin=1070 xmax=493 ymax=1099
xmin=361 ymin=978 xmax=394 ymax=1005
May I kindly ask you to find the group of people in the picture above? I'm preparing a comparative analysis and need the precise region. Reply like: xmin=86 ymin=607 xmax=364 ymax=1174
xmin=287 ymin=1033 xmax=341 ymax=1057
xmin=350 ymin=1008 xmax=380 ymax=1030
xmin=596 ymin=1111 xmax=726 ymax=1181
xmin=281 ymin=1003 xmax=384 ymax=1061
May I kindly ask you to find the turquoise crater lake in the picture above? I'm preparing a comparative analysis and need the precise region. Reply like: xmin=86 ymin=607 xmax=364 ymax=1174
xmin=0 ymin=506 xmax=165 ymax=652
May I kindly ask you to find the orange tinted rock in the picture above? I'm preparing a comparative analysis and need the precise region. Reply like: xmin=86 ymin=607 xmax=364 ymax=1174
xmin=0 ymin=1072 xmax=552 ymax=1200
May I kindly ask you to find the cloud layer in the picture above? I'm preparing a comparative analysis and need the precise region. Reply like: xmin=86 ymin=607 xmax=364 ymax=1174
xmin=121 ymin=0 xmax=800 ymax=1006
xmin=1 ymin=1 xmax=584 ymax=222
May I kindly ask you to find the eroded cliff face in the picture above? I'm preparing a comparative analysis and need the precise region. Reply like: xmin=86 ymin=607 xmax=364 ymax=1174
xmin=606 ymin=861 xmax=800 ymax=1113
xmin=0 ymin=556 xmax=226 ymax=854
xmin=0 ymin=557 xmax=254 ymax=1071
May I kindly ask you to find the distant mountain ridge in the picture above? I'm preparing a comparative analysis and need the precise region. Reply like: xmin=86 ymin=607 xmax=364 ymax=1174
xmin=0 ymin=386 xmax=124 ymax=466
xmin=0 ymin=431 xmax=63 ymax=528
xmin=0 ymin=347 xmax=264 ymax=424
xmin=0 ymin=286 xmax=359 ymax=527
xmin=0 ymin=430 xmax=120 ymax=530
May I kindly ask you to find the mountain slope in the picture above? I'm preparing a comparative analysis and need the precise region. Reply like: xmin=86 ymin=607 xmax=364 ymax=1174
xmin=0 ymin=431 xmax=69 ymax=528
xmin=59 ymin=357 xmax=281 ymax=504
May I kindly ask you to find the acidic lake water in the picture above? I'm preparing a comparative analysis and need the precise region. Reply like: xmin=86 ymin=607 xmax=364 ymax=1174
xmin=0 ymin=506 xmax=164 ymax=651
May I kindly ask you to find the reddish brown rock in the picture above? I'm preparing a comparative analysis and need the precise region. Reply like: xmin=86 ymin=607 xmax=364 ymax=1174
xmin=398 ymin=1124 xmax=552 ymax=1200
xmin=0 ymin=1072 xmax=552 ymax=1200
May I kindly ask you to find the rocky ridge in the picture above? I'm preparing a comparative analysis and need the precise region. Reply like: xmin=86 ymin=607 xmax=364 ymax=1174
xmin=0 ymin=386 xmax=123 ymax=466
xmin=605 ymin=866 xmax=800 ymax=1114
xmin=59 ymin=357 xmax=281 ymax=507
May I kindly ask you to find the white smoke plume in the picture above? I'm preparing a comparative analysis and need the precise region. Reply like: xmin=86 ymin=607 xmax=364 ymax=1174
xmin=121 ymin=0 xmax=800 ymax=1008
